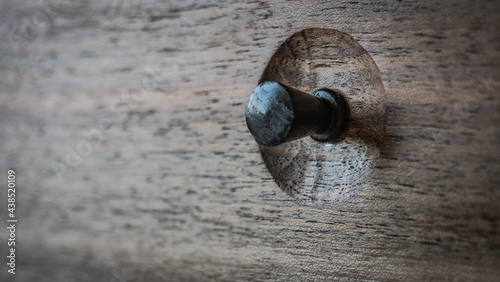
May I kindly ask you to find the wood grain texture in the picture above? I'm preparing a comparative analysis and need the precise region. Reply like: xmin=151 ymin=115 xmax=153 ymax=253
xmin=259 ymin=28 xmax=386 ymax=204
xmin=0 ymin=0 xmax=499 ymax=281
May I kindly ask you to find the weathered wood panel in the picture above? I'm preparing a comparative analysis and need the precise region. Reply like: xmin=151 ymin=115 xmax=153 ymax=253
xmin=0 ymin=0 xmax=499 ymax=281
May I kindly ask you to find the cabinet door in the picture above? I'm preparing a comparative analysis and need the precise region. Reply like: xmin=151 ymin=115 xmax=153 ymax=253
xmin=0 ymin=0 xmax=498 ymax=280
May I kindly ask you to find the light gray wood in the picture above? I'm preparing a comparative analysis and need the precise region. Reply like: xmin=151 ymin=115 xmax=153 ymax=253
xmin=0 ymin=0 xmax=499 ymax=281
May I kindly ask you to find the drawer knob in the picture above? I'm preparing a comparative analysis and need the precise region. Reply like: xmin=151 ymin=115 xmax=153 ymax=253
xmin=245 ymin=81 xmax=348 ymax=147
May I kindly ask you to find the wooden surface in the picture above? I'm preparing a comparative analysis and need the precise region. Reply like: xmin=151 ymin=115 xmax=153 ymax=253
xmin=259 ymin=28 xmax=386 ymax=204
xmin=0 ymin=0 xmax=499 ymax=281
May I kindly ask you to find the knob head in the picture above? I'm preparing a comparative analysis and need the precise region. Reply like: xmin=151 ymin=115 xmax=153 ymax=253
xmin=245 ymin=82 xmax=294 ymax=147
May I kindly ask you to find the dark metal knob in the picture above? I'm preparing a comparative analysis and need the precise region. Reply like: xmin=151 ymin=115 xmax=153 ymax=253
xmin=245 ymin=81 xmax=348 ymax=147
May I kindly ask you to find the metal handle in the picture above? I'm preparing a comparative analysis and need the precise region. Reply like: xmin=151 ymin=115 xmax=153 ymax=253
xmin=245 ymin=81 xmax=348 ymax=147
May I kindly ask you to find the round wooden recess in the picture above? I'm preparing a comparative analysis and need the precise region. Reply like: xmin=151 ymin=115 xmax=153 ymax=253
xmin=259 ymin=28 xmax=386 ymax=204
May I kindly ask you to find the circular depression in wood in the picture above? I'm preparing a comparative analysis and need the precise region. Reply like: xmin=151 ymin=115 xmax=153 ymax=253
xmin=259 ymin=28 xmax=386 ymax=204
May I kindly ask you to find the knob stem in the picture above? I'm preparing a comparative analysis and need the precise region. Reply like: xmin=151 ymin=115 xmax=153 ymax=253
xmin=245 ymin=81 xmax=348 ymax=147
